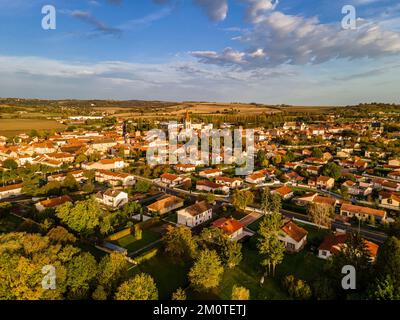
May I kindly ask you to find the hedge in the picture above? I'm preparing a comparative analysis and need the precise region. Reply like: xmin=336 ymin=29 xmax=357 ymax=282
xmin=135 ymin=247 xmax=159 ymax=264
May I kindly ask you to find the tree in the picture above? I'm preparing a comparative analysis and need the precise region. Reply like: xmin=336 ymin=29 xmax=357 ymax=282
xmin=282 ymin=275 xmax=312 ymax=300
xmin=62 ymin=174 xmax=80 ymax=192
xmin=307 ymin=203 xmax=333 ymax=229
xmin=0 ymin=202 xmax=12 ymax=216
xmin=3 ymin=159 xmax=18 ymax=170
xmin=47 ymin=226 xmax=77 ymax=244
xmin=312 ymin=147 xmax=323 ymax=158
xmin=172 ymin=288 xmax=187 ymax=300
xmin=189 ymin=249 xmax=224 ymax=292
xmin=374 ymin=236 xmax=400 ymax=296
xmin=134 ymin=180 xmax=151 ymax=193
xmin=328 ymin=233 xmax=373 ymax=298
xmin=261 ymin=187 xmax=271 ymax=215
xmin=257 ymin=213 xmax=285 ymax=276
xmin=56 ymin=199 xmax=105 ymax=236
xmin=97 ymin=252 xmax=129 ymax=297
xmin=232 ymin=189 xmax=254 ymax=211
xmin=114 ymin=273 xmax=158 ymax=300
xmin=75 ymin=154 xmax=88 ymax=165
xmin=92 ymin=285 xmax=108 ymax=300
xmin=270 ymin=193 xmax=282 ymax=214
xmin=322 ymin=162 xmax=342 ymax=180
xmin=220 ymin=238 xmax=242 ymax=268
xmin=66 ymin=252 xmax=98 ymax=299
xmin=368 ymin=275 xmax=399 ymax=300
xmin=231 ymin=285 xmax=250 ymax=300
xmin=163 ymin=225 xmax=198 ymax=263
xmin=82 ymin=182 xmax=95 ymax=194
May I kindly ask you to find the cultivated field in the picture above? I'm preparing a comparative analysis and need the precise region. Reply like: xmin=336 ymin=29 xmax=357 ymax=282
xmin=0 ymin=119 xmax=66 ymax=137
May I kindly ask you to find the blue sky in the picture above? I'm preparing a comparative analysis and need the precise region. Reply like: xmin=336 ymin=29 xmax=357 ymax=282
xmin=0 ymin=0 xmax=400 ymax=105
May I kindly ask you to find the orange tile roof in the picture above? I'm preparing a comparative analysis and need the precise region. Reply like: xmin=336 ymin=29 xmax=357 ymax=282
xmin=281 ymin=220 xmax=308 ymax=242
xmin=341 ymin=203 xmax=386 ymax=217
xmin=39 ymin=195 xmax=72 ymax=208
xmin=0 ymin=183 xmax=23 ymax=193
xmin=212 ymin=217 xmax=244 ymax=235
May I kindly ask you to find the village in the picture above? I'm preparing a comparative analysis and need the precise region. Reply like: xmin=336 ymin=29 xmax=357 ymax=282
xmin=1 ymin=106 xmax=400 ymax=300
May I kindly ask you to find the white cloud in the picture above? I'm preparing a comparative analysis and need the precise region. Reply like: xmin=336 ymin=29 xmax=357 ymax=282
xmin=192 ymin=11 xmax=400 ymax=68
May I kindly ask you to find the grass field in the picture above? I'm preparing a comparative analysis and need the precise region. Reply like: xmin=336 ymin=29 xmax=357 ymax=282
xmin=0 ymin=119 xmax=65 ymax=137
xmin=113 ymin=229 xmax=161 ymax=254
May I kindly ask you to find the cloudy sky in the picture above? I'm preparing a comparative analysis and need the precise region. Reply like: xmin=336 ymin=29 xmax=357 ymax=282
xmin=0 ymin=0 xmax=400 ymax=105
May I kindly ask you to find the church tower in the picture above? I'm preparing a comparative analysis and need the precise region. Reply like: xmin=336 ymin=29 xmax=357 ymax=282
xmin=184 ymin=110 xmax=191 ymax=130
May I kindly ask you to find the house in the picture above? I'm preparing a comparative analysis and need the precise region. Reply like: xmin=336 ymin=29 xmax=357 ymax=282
xmin=379 ymin=191 xmax=400 ymax=209
xmin=215 ymin=176 xmax=243 ymax=189
xmin=340 ymin=203 xmax=387 ymax=223
xmin=318 ymin=232 xmax=379 ymax=261
xmin=389 ymin=159 xmax=400 ymax=167
xmin=279 ymin=220 xmax=308 ymax=253
xmin=147 ymin=195 xmax=184 ymax=215
xmin=175 ymin=164 xmax=196 ymax=173
xmin=211 ymin=217 xmax=244 ymax=240
xmin=45 ymin=152 xmax=75 ymax=163
xmin=342 ymin=180 xmax=372 ymax=196
xmin=160 ymin=173 xmax=190 ymax=187
xmin=177 ymin=200 xmax=213 ymax=228
xmin=82 ymin=158 xmax=126 ymax=170
xmin=272 ymin=185 xmax=294 ymax=200
xmin=35 ymin=195 xmax=72 ymax=212
xmin=316 ymin=176 xmax=335 ymax=190
xmin=0 ymin=183 xmax=23 ymax=200
xmin=295 ymin=193 xmax=337 ymax=207
xmin=306 ymin=165 xmax=321 ymax=176
xmin=245 ymin=171 xmax=266 ymax=184
xmin=196 ymin=180 xmax=229 ymax=194
xmin=388 ymin=171 xmax=400 ymax=181
xmin=95 ymin=169 xmax=135 ymax=186
xmin=90 ymin=138 xmax=118 ymax=152
xmin=95 ymin=189 xmax=128 ymax=210
xmin=199 ymin=169 xmax=223 ymax=179
xmin=31 ymin=141 xmax=57 ymax=154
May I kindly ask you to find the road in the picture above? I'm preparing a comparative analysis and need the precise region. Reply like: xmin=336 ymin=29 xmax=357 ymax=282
xmin=135 ymin=173 xmax=390 ymax=244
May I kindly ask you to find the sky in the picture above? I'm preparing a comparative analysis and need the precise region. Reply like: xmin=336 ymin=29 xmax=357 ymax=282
xmin=0 ymin=0 xmax=400 ymax=105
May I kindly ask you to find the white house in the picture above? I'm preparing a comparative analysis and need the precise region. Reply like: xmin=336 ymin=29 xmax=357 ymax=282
xmin=278 ymin=220 xmax=308 ymax=253
xmin=0 ymin=183 xmax=23 ymax=200
xmin=199 ymin=169 xmax=223 ymax=179
xmin=177 ymin=201 xmax=213 ymax=227
xmin=95 ymin=189 xmax=128 ymax=210
xmin=215 ymin=176 xmax=243 ymax=189
xmin=196 ymin=180 xmax=229 ymax=194
xmin=83 ymin=158 xmax=126 ymax=171
xmin=35 ymin=195 xmax=72 ymax=212
xmin=160 ymin=173 xmax=190 ymax=187
xmin=95 ymin=169 xmax=135 ymax=186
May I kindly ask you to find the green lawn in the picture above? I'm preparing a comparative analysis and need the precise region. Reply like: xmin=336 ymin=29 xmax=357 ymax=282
xmin=129 ymin=252 xmax=190 ymax=300
xmin=114 ymin=230 xmax=161 ymax=254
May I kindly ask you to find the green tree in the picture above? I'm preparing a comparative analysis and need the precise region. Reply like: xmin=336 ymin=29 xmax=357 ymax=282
xmin=134 ymin=180 xmax=151 ymax=193
xmin=373 ymin=236 xmax=400 ymax=297
xmin=232 ymin=189 xmax=254 ymax=211
xmin=172 ymin=288 xmax=187 ymax=300
xmin=46 ymin=226 xmax=77 ymax=244
xmin=62 ymin=174 xmax=80 ymax=192
xmin=231 ymin=285 xmax=250 ymax=300
xmin=322 ymin=162 xmax=342 ymax=180
xmin=97 ymin=252 xmax=129 ymax=297
xmin=282 ymin=275 xmax=312 ymax=300
xmin=114 ymin=273 xmax=158 ymax=300
xmin=66 ymin=252 xmax=98 ymax=299
xmin=3 ymin=159 xmax=18 ymax=170
xmin=312 ymin=148 xmax=323 ymax=158
xmin=257 ymin=213 xmax=285 ymax=276
xmin=56 ymin=199 xmax=105 ymax=236
xmin=189 ymin=249 xmax=224 ymax=292
xmin=163 ymin=225 xmax=198 ymax=263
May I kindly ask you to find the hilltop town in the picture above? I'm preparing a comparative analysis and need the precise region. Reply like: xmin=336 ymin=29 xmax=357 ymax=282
xmin=1 ymin=102 xmax=400 ymax=300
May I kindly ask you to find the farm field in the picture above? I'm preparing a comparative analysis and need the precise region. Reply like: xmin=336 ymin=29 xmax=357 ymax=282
xmin=0 ymin=119 xmax=66 ymax=137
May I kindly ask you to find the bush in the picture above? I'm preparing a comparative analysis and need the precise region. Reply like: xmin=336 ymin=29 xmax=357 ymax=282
xmin=282 ymin=275 xmax=312 ymax=300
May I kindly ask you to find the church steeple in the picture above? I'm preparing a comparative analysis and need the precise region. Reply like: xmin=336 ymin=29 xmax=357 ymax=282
xmin=184 ymin=110 xmax=191 ymax=129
